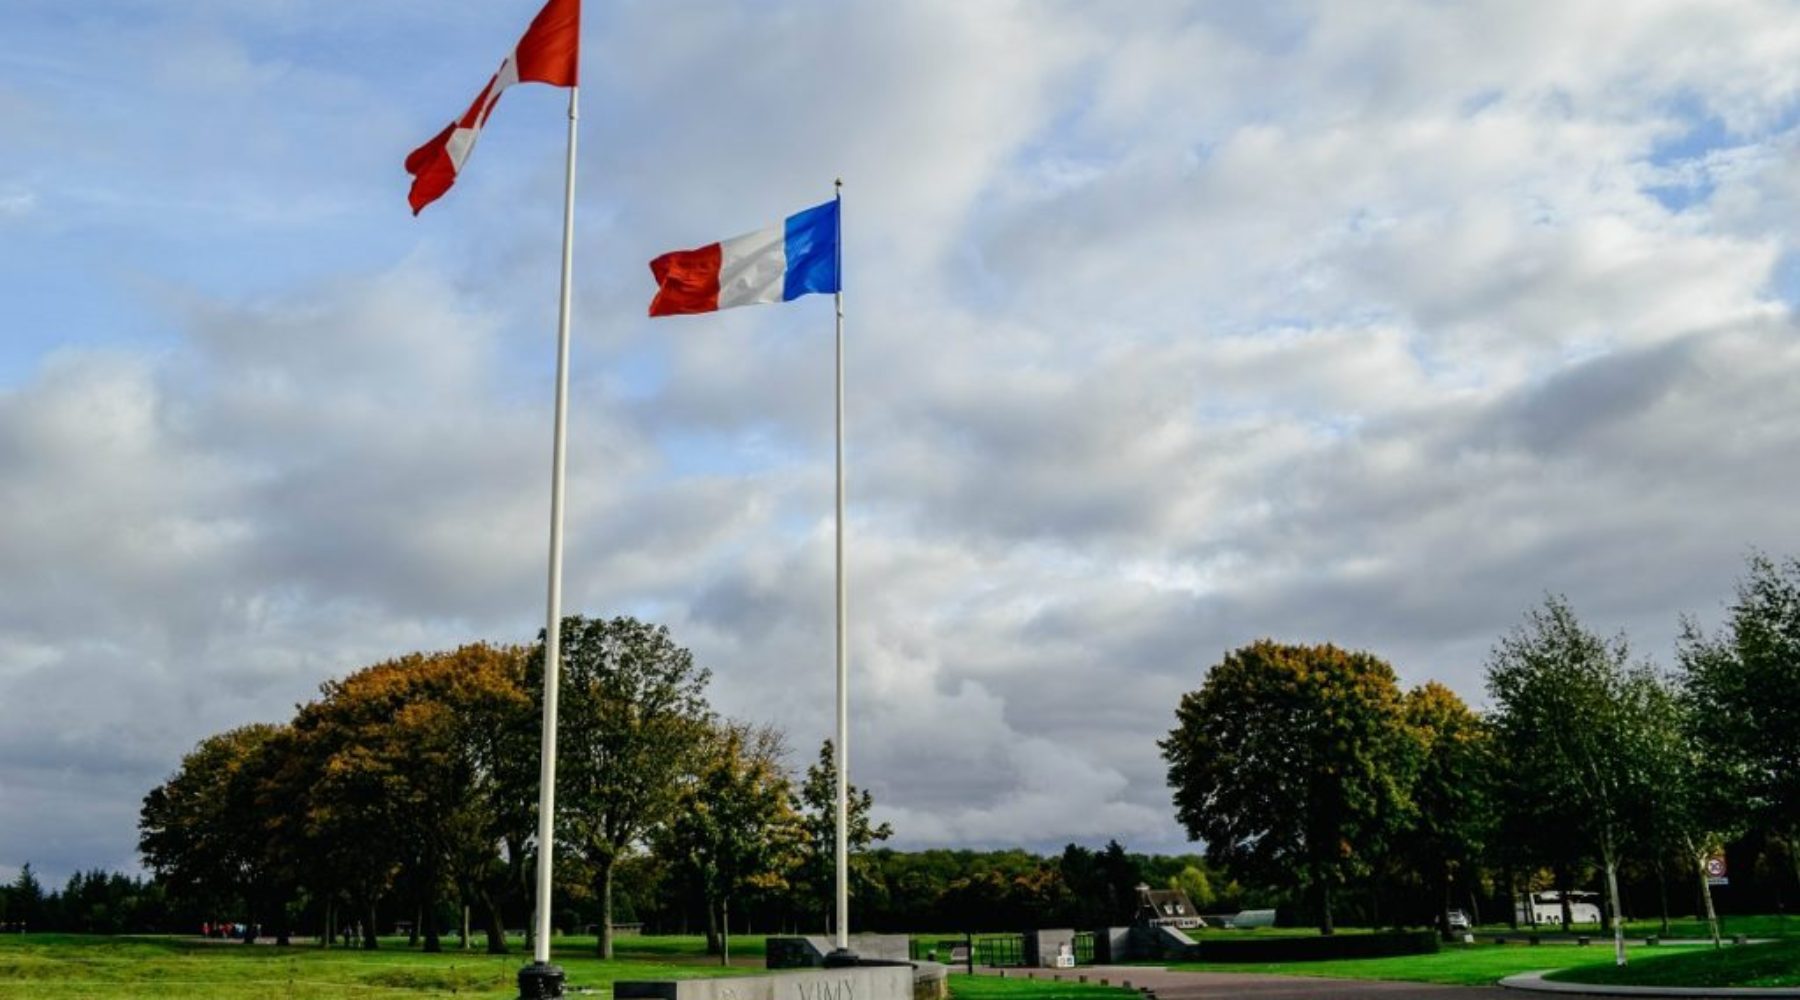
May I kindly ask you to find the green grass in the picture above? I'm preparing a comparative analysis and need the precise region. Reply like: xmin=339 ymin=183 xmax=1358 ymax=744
xmin=0 ymin=933 xmax=748 ymax=999
xmin=1168 ymin=942 xmax=1696 ymax=987
xmin=1618 ymin=914 xmax=1800 ymax=940
xmin=947 ymin=974 xmax=1136 ymax=1000
xmin=1547 ymin=939 xmax=1800 ymax=988
xmin=1464 ymin=913 xmax=1800 ymax=940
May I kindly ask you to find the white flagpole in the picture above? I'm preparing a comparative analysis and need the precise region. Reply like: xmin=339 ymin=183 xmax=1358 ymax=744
xmin=832 ymin=178 xmax=851 ymax=957
xmin=523 ymin=82 xmax=579 ymax=994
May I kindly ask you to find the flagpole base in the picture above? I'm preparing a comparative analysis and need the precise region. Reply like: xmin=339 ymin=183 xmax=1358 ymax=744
xmin=518 ymin=962 xmax=566 ymax=999
xmin=823 ymin=949 xmax=860 ymax=968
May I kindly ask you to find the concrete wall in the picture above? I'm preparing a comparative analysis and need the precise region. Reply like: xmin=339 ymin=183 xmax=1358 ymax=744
xmin=766 ymin=936 xmax=912 ymax=969
xmin=1020 ymin=929 xmax=1077 ymax=967
xmin=1092 ymin=927 xmax=1133 ymax=964
xmin=617 ymin=965 xmax=919 ymax=1000
xmin=910 ymin=962 xmax=949 ymax=1000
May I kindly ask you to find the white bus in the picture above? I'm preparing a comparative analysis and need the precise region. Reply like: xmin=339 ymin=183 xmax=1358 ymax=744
xmin=1515 ymin=890 xmax=1602 ymax=927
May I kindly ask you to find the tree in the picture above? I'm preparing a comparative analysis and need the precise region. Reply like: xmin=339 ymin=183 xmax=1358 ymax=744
xmin=1161 ymin=640 xmax=1413 ymax=934
xmin=1680 ymin=554 xmax=1800 ymax=894
xmin=1398 ymin=682 xmax=1495 ymax=936
xmin=656 ymin=721 xmax=801 ymax=964
xmin=1640 ymin=662 xmax=1740 ymax=947
xmin=554 ymin=615 xmax=714 ymax=958
xmin=1169 ymin=865 xmax=1215 ymax=909
xmin=1485 ymin=595 xmax=1663 ymax=966
xmin=290 ymin=672 xmax=409 ymax=950
xmin=794 ymin=739 xmax=893 ymax=933
xmin=9 ymin=864 xmax=43 ymax=930
xmin=139 ymin=724 xmax=287 ymax=937
xmin=432 ymin=645 xmax=538 ymax=956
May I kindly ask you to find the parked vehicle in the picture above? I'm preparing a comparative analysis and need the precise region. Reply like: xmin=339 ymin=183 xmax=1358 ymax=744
xmin=1446 ymin=909 xmax=1471 ymax=931
xmin=1224 ymin=908 xmax=1277 ymax=929
xmin=1514 ymin=891 xmax=1602 ymax=926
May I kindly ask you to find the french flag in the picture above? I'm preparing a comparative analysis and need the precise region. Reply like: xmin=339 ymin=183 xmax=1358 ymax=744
xmin=648 ymin=200 xmax=841 ymax=317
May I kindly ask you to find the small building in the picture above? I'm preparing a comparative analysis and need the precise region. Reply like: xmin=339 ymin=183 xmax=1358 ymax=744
xmin=1135 ymin=883 xmax=1205 ymax=930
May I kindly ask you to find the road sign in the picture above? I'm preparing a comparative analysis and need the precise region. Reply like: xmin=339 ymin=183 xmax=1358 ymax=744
xmin=1706 ymin=854 xmax=1729 ymax=887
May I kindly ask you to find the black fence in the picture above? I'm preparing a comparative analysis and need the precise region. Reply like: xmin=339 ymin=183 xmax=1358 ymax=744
xmin=910 ymin=931 xmax=1096 ymax=967
xmin=977 ymin=934 xmax=1024 ymax=967
xmin=1071 ymin=931 xmax=1095 ymax=964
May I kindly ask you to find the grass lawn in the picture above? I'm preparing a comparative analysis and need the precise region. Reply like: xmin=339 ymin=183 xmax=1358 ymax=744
xmin=1168 ymin=942 xmax=1660 ymax=987
xmin=1546 ymin=939 xmax=1800 ymax=989
xmin=0 ymin=933 xmax=749 ymax=999
xmin=1465 ymin=913 xmax=1800 ymax=940
xmin=1618 ymin=914 xmax=1800 ymax=940
xmin=948 ymin=974 xmax=1136 ymax=1000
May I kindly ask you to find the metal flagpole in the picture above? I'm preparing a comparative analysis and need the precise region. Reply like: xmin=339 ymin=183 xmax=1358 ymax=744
xmin=519 ymin=82 xmax=579 ymax=1000
xmin=831 ymin=178 xmax=852 ymax=962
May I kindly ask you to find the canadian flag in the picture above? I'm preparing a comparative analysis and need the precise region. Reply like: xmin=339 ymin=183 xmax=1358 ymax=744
xmin=405 ymin=0 xmax=580 ymax=214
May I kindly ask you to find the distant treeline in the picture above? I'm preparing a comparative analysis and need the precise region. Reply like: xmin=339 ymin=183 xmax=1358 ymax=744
xmin=0 ymin=866 xmax=181 ymax=934
xmin=39 ymin=551 xmax=1799 ymax=948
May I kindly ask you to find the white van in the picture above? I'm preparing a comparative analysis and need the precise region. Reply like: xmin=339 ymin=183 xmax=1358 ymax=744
xmin=1514 ymin=891 xmax=1602 ymax=926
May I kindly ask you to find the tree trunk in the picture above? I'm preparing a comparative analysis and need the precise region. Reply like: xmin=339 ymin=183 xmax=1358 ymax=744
xmin=323 ymin=899 xmax=334 ymax=950
xmin=720 ymin=897 xmax=730 ymax=967
xmin=424 ymin=901 xmax=442 ymax=953
xmin=596 ymin=856 xmax=616 ymax=958
xmin=363 ymin=901 xmax=379 ymax=950
xmin=462 ymin=904 xmax=471 ymax=951
xmin=275 ymin=892 xmax=291 ymax=947
xmin=1604 ymin=856 xmax=1627 ymax=967
xmin=1503 ymin=865 xmax=1517 ymax=929
xmin=1693 ymin=845 xmax=1722 ymax=949
xmin=483 ymin=891 xmax=510 ymax=955
xmin=1438 ymin=864 xmax=1454 ymax=938
xmin=1468 ymin=886 xmax=1482 ymax=928
xmin=1789 ymin=841 xmax=1800 ymax=923
xmin=1318 ymin=881 xmax=1335 ymax=936
xmin=1556 ymin=867 xmax=1575 ymax=930
xmin=1654 ymin=857 xmax=1670 ymax=936
xmin=705 ymin=889 xmax=722 ymax=955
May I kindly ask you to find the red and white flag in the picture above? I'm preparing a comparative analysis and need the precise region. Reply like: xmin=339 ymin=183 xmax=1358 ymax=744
xmin=405 ymin=0 xmax=580 ymax=214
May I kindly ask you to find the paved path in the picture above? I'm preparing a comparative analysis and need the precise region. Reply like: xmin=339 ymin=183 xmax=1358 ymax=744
xmin=986 ymin=965 xmax=1505 ymax=999
xmin=1499 ymin=970 xmax=1800 ymax=997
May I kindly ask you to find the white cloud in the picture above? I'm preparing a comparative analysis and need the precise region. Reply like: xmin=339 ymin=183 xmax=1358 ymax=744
xmin=4 ymin=0 xmax=1800 ymax=879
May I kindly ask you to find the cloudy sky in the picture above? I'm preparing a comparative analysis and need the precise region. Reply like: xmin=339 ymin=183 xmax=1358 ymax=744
xmin=4 ymin=0 xmax=1800 ymax=884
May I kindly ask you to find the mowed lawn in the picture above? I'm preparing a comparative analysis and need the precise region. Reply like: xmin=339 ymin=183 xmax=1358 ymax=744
xmin=1169 ymin=941 xmax=1737 ymax=987
xmin=948 ymin=975 xmax=1137 ymax=1000
xmin=0 ymin=933 xmax=754 ymax=999
xmin=1548 ymin=939 xmax=1800 ymax=989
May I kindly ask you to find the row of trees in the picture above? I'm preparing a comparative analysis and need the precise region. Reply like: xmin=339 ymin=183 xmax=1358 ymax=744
xmin=0 ymin=865 xmax=183 ymax=934
xmin=137 ymin=615 xmax=887 ymax=959
xmin=8 ymin=842 xmax=1246 ymax=940
xmin=1161 ymin=553 xmax=1800 ymax=964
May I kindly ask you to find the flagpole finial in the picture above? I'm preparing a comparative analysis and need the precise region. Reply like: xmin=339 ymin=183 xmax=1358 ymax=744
xmin=835 ymin=177 xmax=843 ymax=191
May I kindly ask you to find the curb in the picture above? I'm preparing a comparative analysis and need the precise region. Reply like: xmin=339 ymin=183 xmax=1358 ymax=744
xmin=1500 ymin=970 xmax=1800 ymax=997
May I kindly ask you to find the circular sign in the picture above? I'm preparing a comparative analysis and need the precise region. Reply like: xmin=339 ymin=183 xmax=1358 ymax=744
xmin=1705 ymin=856 xmax=1727 ymax=877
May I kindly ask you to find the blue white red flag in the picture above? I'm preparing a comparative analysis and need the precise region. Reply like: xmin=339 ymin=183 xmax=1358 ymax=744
xmin=648 ymin=200 xmax=840 ymax=316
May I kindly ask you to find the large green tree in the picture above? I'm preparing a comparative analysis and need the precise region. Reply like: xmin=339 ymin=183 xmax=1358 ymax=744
xmin=1680 ymin=554 xmax=1800 ymax=893
xmin=1398 ymin=682 xmax=1495 ymax=936
xmin=139 ymin=724 xmax=288 ymax=939
xmin=656 ymin=721 xmax=800 ymax=963
xmin=1640 ymin=664 xmax=1739 ymax=946
xmin=794 ymin=739 xmax=892 ymax=934
xmin=1485 ymin=595 xmax=1664 ymax=966
xmin=1161 ymin=640 xmax=1414 ymax=934
xmin=553 ymin=615 xmax=714 ymax=957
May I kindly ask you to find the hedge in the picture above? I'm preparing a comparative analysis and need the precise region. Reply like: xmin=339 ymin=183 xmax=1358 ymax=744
xmin=1193 ymin=930 xmax=1440 ymax=963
